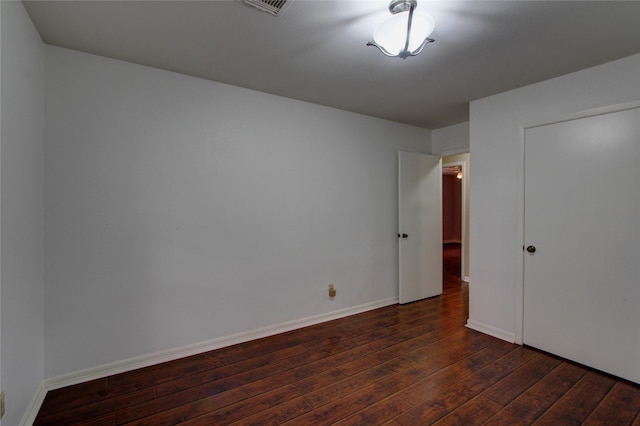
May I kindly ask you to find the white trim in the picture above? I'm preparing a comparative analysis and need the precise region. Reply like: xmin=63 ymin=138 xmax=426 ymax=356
xmin=515 ymin=124 xmax=526 ymax=345
xmin=41 ymin=297 xmax=398 ymax=393
xmin=462 ymin=276 xmax=469 ymax=283
xmin=19 ymin=382 xmax=47 ymax=426
xmin=516 ymin=100 xmax=640 ymax=346
xmin=521 ymin=100 xmax=640 ymax=131
xmin=438 ymin=147 xmax=469 ymax=157
xmin=466 ymin=320 xmax=516 ymax=343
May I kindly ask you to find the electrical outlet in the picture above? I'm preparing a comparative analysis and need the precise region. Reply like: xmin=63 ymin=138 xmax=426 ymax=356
xmin=1 ymin=391 xmax=5 ymax=419
xmin=328 ymin=284 xmax=336 ymax=298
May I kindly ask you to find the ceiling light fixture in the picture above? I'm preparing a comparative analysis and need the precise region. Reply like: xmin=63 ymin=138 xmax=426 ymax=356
xmin=367 ymin=0 xmax=435 ymax=59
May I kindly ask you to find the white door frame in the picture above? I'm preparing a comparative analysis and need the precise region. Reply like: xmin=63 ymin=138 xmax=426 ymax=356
xmin=442 ymin=160 xmax=467 ymax=282
xmin=514 ymin=100 xmax=640 ymax=345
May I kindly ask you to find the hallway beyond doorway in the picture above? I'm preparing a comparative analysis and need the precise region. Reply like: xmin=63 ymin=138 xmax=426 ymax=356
xmin=443 ymin=242 xmax=461 ymax=285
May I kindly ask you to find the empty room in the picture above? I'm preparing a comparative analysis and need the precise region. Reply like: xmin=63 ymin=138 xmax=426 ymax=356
xmin=2 ymin=0 xmax=640 ymax=424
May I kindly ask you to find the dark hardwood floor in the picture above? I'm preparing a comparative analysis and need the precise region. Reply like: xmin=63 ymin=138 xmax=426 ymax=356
xmin=35 ymin=243 xmax=640 ymax=425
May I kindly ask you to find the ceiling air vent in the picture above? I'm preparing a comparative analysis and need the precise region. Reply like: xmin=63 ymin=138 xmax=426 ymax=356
xmin=244 ymin=0 xmax=291 ymax=16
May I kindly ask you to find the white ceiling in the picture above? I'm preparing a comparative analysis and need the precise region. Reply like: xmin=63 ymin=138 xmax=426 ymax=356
xmin=22 ymin=0 xmax=640 ymax=129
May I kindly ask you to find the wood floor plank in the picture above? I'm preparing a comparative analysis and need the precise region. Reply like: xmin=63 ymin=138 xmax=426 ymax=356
xmin=482 ymin=361 xmax=588 ymax=425
xmin=282 ymin=385 xmax=390 ymax=425
xmin=34 ymin=388 xmax=157 ymax=426
xmin=242 ymin=364 xmax=346 ymax=398
xmin=276 ymin=366 xmax=425 ymax=426
xmin=367 ymin=368 xmax=430 ymax=399
xmin=117 ymin=360 xmax=293 ymax=423
xmin=397 ymin=340 xmax=519 ymax=406
xmin=174 ymin=384 xmax=305 ymax=425
xmin=221 ymin=337 xmax=310 ymax=365
xmin=119 ymin=387 xmax=248 ymax=426
xmin=481 ymin=350 xmax=563 ymax=406
xmin=394 ymin=347 xmax=540 ymax=425
xmin=405 ymin=331 xmax=504 ymax=378
xmin=286 ymin=318 xmax=458 ymax=370
xmin=432 ymin=395 xmax=503 ymax=425
xmin=155 ymin=351 xmax=298 ymax=397
xmin=38 ymin=378 xmax=109 ymax=417
xmin=583 ymin=381 xmax=640 ymax=426
xmin=304 ymin=356 xmax=414 ymax=408
xmin=332 ymin=396 xmax=412 ymax=426
xmin=292 ymin=321 xmax=460 ymax=387
xmin=226 ymin=397 xmax=312 ymax=426
xmin=107 ymin=351 xmax=228 ymax=390
xmin=70 ymin=412 xmax=116 ymax=426
xmin=289 ymin=329 xmax=393 ymax=366
xmin=533 ymin=371 xmax=617 ymax=425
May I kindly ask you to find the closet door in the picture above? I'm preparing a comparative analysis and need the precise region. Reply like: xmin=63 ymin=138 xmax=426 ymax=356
xmin=523 ymin=107 xmax=640 ymax=383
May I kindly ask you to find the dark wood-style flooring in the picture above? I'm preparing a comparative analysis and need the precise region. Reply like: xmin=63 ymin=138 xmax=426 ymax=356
xmin=35 ymin=243 xmax=640 ymax=425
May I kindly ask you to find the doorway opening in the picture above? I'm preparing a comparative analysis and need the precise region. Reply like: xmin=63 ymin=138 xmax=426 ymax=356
xmin=442 ymin=165 xmax=462 ymax=285
xmin=442 ymin=155 xmax=469 ymax=283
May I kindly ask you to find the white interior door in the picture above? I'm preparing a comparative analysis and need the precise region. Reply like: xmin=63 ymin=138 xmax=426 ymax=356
xmin=523 ymin=107 xmax=640 ymax=383
xmin=398 ymin=152 xmax=442 ymax=304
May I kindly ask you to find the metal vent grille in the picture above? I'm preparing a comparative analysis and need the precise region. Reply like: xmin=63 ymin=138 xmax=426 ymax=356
xmin=244 ymin=0 xmax=291 ymax=16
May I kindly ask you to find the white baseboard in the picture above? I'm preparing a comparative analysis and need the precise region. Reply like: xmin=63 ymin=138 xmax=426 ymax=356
xmin=19 ymin=382 xmax=47 ymax=426
xmin=466 ymin=319 xmax=516 ymax=344
xmin=462 ymin=276 xmax=469 ymax=282
xmin=22 ymin=297 xmax=398 ymax=423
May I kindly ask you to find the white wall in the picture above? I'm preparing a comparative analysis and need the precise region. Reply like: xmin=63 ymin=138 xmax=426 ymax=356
xmin=0 ymin=1 xmax=45 ymax=424
xmin=431 ymin=122 xmax=469 ymax=156
xmin=468 ymin=53 xmax=640 ymax=342
xmin=44 ymin=46 xmax=430 ymax=377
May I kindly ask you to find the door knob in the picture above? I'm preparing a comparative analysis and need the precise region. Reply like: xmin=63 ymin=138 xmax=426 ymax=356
xmin=526 ymin=245 xmax=536 ymax=253
xmin=398 ymin=233 xmax=408 ymax=239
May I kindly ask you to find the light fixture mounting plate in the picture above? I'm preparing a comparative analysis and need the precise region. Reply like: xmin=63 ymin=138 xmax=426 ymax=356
xmin=389 ymin=0 xmax=417 ymax=14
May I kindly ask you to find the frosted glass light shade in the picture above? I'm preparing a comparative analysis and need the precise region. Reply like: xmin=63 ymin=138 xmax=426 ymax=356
xmin=373 ymin=11 xmax=435 ymax=55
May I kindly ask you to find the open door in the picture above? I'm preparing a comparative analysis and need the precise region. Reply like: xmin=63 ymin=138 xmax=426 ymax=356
xmin=399 ymin=152 xmax=442 ymax=304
